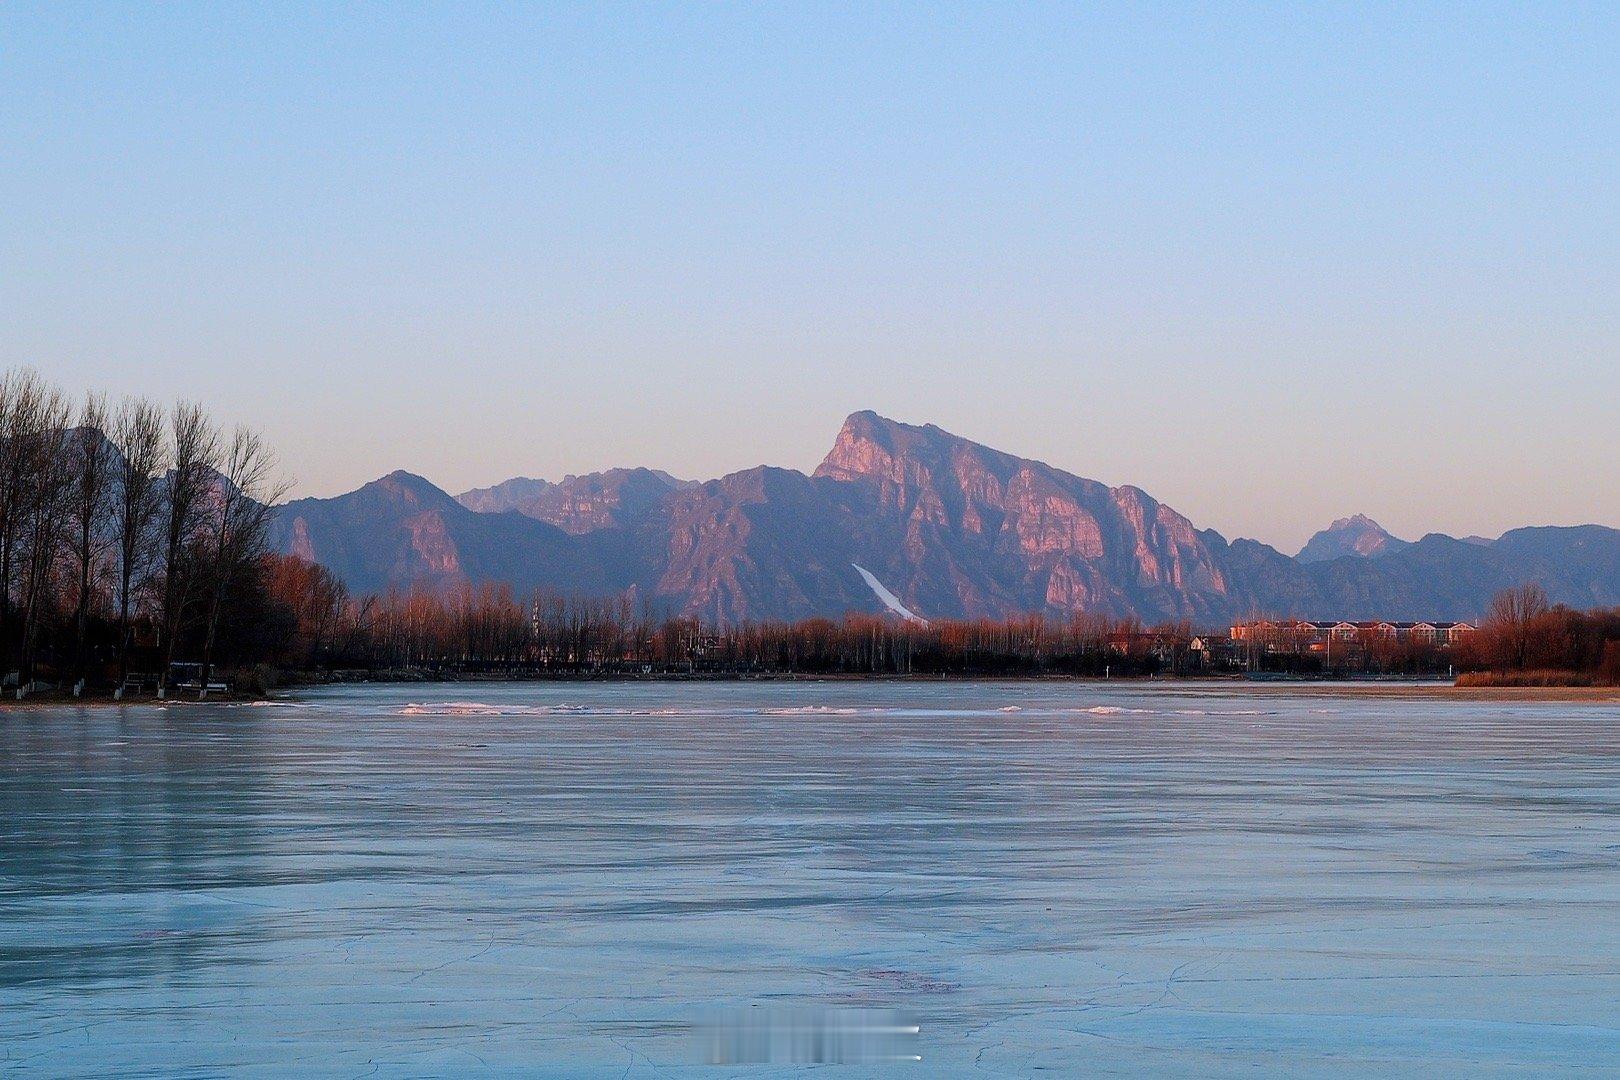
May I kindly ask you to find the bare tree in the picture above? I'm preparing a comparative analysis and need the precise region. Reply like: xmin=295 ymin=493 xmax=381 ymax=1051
xmin=195 ymin=426 xmax=284 ymax=696
xmin=157 ymin=402 xmax=219 ymax=692
xmin=1484 ymin=583 xmax=1551 ymax=671
xmin=67 ymin=393 xmax=115 ymax=688
xmin=0 ymin=369 xmax=48 ymax=664
xmin=111 ymin=398 xmax=166 ymax=688
xmin=12 ymin=381 xmax=73 ymax=687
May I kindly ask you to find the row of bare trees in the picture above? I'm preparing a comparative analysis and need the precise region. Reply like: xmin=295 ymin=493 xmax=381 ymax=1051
xmin=209 ymin=557 xmax=1620 ymax=684
xmin=258 ymin=567 xmax=1190 ymax=677
xmin=0 ymin=369 xmax=282 ymax=695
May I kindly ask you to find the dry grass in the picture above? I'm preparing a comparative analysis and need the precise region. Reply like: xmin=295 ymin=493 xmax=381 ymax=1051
xmin=1455 ymin=669 xmax=1617 ymax=688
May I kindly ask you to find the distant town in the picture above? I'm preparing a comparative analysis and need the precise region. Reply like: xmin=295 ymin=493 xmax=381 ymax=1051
xmin=1202 ymin=619 xmax=1478 ymax=672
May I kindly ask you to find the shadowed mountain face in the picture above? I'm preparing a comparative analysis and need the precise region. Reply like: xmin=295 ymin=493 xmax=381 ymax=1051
xmin=647 ymin=466 xmax=868 ymax=624
xmin=268 ymin=471 xmax=620 ymax=597
xmin=1297 ymin=514 xmax=1410 ymax=562
xmin=268 ymin=414 xmax=1620 ymax=625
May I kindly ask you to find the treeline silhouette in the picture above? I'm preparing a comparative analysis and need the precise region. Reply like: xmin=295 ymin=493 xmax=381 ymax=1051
xmin=1 ymin=368 xmax=282 ymax=696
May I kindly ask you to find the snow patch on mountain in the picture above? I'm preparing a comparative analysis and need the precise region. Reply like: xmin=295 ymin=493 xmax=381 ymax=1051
xmin=852 ymin=564 xmax=927 ymax=624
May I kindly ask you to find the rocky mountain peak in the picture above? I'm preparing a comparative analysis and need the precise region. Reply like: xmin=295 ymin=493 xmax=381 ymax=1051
xmin=815 ymin=410 xmax=914 ymax=482
xmin=822 ymin=409 xmax=1029 ymax=474
xmin=363 ymin=470 xmax=459 ymax=511
xmin=1297 ymin=514 xmax=1410 ymax=563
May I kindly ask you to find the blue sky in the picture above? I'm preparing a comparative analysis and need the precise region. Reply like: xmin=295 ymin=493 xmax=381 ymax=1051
xmin=4 ymin=3 xmax=1617 ymax=549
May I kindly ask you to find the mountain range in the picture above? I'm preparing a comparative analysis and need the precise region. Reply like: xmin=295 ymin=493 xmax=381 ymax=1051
xmin=267 ymin=411 xmax=1620 ymax=626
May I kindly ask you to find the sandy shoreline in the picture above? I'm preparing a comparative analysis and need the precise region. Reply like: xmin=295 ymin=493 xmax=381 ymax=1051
xmin=4 ymin=677 xmax=1618 ymax=708
xmin=1204 ymin=682 xmax=1620 ymax=703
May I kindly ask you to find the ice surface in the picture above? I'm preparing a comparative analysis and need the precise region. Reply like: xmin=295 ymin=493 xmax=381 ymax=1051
xmin=2 ymin=681 xmax=1618 ymax=1076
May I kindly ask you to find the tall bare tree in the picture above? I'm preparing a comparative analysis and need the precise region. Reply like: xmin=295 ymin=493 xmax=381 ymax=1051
xmin=13 ymin=383 xmax=73 ymax=686
xmin=0 ymin=369 xmax=49 ymax=663
xmin=1484 ymin=582 xmax=1551 ymax=671
xmin=67 ymin=393 xmax=115 ymax=688
xmin=157 ymin=402 xmax=219 ymax=692
xmin=111 ymin=398 xmax=166 ymax=687
xmin=195 ymin=426 xmax=284 ymax=696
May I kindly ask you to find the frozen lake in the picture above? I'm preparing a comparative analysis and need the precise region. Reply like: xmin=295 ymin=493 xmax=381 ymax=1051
xmin=3 ymin=681 xmax=1619 ymax=1077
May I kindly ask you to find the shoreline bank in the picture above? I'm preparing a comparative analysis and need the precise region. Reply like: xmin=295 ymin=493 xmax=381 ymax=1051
xmin=7 ymin=676 xmax=1618 ymax=707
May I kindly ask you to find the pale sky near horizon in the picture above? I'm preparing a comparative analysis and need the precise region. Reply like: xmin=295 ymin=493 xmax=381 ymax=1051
xmin=5 ymin=4 xmax=1618 ymax=552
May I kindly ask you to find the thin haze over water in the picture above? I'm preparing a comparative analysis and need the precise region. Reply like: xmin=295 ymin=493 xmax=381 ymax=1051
xmin=2 ymin=681 xmax=1618 ymax=1076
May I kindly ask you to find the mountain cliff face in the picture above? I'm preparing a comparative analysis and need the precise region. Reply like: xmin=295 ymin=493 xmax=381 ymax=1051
xmin=268 ymin=414 xmax=1620 ymax=626
xmin=1297 ymin=514 xmax=1410 ymax=562
xmin=812 ymin=411 xmax=1232 ymax=622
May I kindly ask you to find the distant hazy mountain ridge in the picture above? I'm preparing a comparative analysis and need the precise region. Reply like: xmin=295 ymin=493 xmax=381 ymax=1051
xmin=268 ymin=412 xmax=1620 ymax=625
xmin=455 ymin=469 xmax=690 ymax=533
